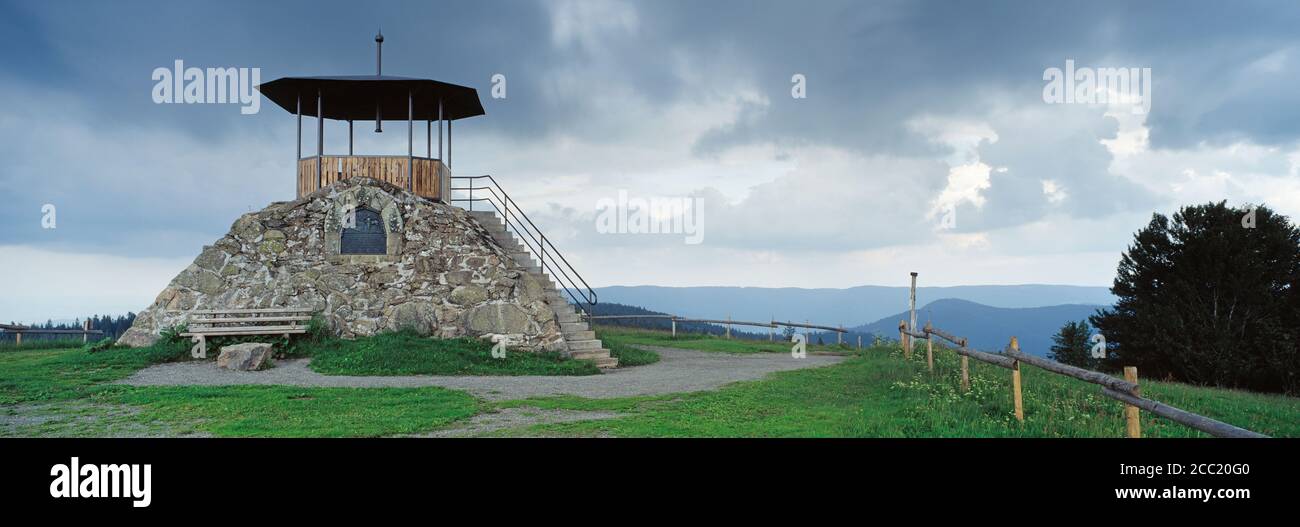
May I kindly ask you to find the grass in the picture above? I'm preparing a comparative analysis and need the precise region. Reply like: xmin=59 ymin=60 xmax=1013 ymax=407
xmin=0 ymin=344 xmax=479 ymax=437
xmin=305 ymin=330 xmax=600 ymax=376
xmin=112 ymin=385 xmax=478 ymax=437
xmin=3 ymin=327 xmax=1298 ymax=438
xmin=0 ymin=340 xmax=189 ymax=405
xmin=593 ymin=325 xmax=856 ymax=355
xmin=597 ymin=329 xmax=661 ymax=367
xmin=485 ymin=340 xmax=1300 ymax=438
xmin=0 ymin=329 xmax=595 ymax=437
xmin=0 ymin=338 xmax=92 ymax=351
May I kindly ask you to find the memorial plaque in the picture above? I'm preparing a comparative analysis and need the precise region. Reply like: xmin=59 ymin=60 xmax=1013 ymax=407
xmin=341 ymin=208 xmax=386 ymax=255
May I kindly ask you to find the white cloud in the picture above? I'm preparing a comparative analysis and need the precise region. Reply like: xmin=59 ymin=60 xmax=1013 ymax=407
xmin=908 ymin=116 xmax=999 ymax=221
xmin=1041 ymin=179 xmax=1067 ymax=204
xmin=547 ymin=0 xmax=639 ymax=56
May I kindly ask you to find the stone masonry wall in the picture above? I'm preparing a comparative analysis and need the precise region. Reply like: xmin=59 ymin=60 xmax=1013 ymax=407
xmin=117 ymin=177 xmax=564 ymax=352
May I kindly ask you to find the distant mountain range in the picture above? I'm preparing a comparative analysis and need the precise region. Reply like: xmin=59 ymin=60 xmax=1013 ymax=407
xmin=845 ymin=298 xmax=1103 ymax=356
xmin=586 ymin=284 xmax=1114 ymax=328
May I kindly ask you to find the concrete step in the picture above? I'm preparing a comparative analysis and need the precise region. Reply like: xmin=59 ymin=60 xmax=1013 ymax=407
xmin=563 ymin=330 xmax=595 ymax=340
xmin=468 ymin=211 xmax=501 ymax=222
xmin=560 ymin=322 xmax=589 ymax=333
xmin=570 ymin=349 xmax=610 ymax=360
xmin=555 ymin=312 xmax=581 ymax=323
xmin=593 ymin=356 xmax=619 ymax=369
xmin=567 ymin=339 xmax=603 ymax=351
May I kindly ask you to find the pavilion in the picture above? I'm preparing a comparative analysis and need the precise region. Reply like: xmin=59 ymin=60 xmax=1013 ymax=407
xmin=256 ymin=32 xmax=485 ymax=202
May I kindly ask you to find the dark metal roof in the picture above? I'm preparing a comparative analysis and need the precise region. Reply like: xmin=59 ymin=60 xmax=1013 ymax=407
xmin=257 ymin=75 xmax=485 ymax=121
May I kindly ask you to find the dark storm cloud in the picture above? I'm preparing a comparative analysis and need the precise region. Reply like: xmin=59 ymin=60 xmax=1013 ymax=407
xmin=2 ymin=0 xmax=1298 ymax=257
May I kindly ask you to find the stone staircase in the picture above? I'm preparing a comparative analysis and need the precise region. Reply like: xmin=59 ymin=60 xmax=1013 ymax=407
xmin=467 ymin=210 xmax=617 ymax=370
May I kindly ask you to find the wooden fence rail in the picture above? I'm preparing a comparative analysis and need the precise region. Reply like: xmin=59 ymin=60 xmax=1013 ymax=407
xmin=587 ymin=314 xmax=851 ymax=344
xmin=1 ymin=321 xmax=104 ymax=347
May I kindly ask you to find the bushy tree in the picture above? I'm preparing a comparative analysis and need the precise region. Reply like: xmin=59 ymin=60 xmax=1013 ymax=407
xmin=1050 ymin=319 xmax=1098 ymax=370
xmin=1091 ymin=202 xmax=1300 ymax=394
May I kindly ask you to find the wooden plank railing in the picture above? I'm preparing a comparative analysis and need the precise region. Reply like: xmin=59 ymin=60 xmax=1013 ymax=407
xmin=297 ymin=155 xmax=447 ymax=201
xmin=1 ymin=321 xmax=104 ymax=347
xmin=589 ymin=314 xmax=851 ymax=344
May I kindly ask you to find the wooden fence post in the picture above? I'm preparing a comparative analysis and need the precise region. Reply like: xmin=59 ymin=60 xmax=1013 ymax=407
xmin=1124 ymin=366 xmax=1141 ymax=438
xmin=837 ymin=326 xmax=843 ymax=346
xmin=960 ymin=355 xmax=970 ymax=392
xmin=926 ymin=335 xmax=934 ymax=373
xmin=83 ymin=320 xmax=91 ymax=344
xmin=671 ymin=317 xmax=676 ymax=338
xmin=1010 ymin=336 xmax=1024 ymax=422
xmin=908 ymin=272 xmax=918 ymax=357
xmin=857 ymin=335 xmax=861 ymax=349
xmin=14 ymin=332 xmax=21 ymax=347
xmin=898 ymin=321 xmax=910 ymax=360
xmin=726 ymin=314 xmax=731 ymax=339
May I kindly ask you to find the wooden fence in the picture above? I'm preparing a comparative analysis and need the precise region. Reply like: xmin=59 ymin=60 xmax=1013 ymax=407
xmin=897 ymin=320 xmax=1267 ymax=438
xmin=588 ymin=314 xmax=856 ymax=346
xmin=0 ymin=321 xmax=104 ymax=347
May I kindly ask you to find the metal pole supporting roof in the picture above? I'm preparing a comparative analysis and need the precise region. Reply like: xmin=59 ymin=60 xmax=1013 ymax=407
xmin=317 ymin=89 xmax=323 ymax=191
xmin=407 ymin=89 xmax=413 ymax=191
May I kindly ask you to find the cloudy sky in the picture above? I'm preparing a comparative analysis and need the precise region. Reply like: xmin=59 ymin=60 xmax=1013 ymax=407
xmin=3 ymin=0 xmax=1300 ymax=322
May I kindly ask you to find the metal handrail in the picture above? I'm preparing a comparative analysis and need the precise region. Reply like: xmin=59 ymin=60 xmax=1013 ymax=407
xmin=449 ymin=175 xmax=598 ymax=318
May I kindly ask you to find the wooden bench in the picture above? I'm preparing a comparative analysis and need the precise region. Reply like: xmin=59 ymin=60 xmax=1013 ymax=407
xmin=178 ymin=308 xmax=314 ymax=358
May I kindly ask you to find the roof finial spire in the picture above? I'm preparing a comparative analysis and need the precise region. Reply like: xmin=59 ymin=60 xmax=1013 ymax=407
xmin=375 ymin=27 xmax=384 ymax=77
xmin=374 ymin=27 xmax=384 ymax=132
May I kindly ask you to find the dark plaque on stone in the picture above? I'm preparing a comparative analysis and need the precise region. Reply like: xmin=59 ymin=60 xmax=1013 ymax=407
xmin=341 ymin=207 xmax=386 ymax=255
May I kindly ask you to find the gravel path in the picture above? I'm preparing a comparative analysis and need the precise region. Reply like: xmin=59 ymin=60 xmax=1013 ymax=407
xmin=116 ymin=346 xmax=845 ymax=401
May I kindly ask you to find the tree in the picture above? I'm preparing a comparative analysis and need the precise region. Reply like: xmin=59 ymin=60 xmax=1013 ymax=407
xmin=1091 ymin=202 xmax=1300 ymax=394
xmin=1049 ymin=320 xmax=1096 ymax=369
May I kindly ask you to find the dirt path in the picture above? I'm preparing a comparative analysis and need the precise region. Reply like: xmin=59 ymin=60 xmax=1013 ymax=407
xmin=116 ymin=346 xmax=845 ymax=401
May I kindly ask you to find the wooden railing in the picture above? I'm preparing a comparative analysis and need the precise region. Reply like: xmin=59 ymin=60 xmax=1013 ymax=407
xmin=0 ymin=321 xmax=103 ymax=347
xmin=589 ymin=314 xmax=852 ymax=344
xmin=297 ymin=155 xmax=447 ymax=201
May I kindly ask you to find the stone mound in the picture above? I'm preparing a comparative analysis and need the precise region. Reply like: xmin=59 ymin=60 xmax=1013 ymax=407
xmin=118 ymin=177 xmax=563 ymax=352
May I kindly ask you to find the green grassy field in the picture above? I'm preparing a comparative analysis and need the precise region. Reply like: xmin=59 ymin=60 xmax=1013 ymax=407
xmin=308 ymin=330 xmax=600 ymax=376
xmin=2 ymin=327 xmax=1297 ymax=437
xmin=504 ymin=328 xmax=1300 ymax=438
xmin=596 ymin=329 xmax=661 ymax=366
